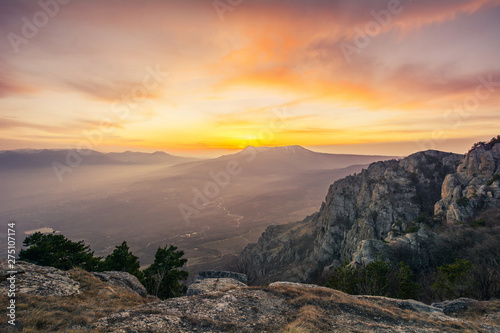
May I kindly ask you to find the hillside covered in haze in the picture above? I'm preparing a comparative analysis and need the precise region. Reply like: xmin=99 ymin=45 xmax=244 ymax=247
xmin=0 ymin=146 xmax=393 ymax=280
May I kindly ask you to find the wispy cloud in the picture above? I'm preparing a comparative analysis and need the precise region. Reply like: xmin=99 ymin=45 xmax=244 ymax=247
xmin=0 ymin=0 xmax=498 ymax=153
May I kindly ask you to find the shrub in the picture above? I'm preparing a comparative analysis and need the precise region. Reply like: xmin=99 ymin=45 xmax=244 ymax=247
xmin=358 ymin=260 xmax=391 ymax=296
xmin=395 ymin=262 xmax=421 ymax=300
xmin=143 ymin=245 xmax=188 ymax=299
xmin=413 ymin=213 xmax=426 ymax=224
xmin=406 ymin=224 xmax=420 ymax=234
xmin=325 ymin=262 xmax=359 ymax=295
xmin=100 ymin=241 xmax=143 ymax=280
xmin=470 ymin=219 xmax=486 ymax=228
xmin=433 ymin=258 xmax=473 ymax=300
xmin=486 ymin=174 xmax=500 ymax=186
xmin=19 ymin=232 xmax=101 ymax=271
xmin=456 ymin=196 xmax=469 ymax=207
xmin=325 ymin=260 xmax=421 ymax=299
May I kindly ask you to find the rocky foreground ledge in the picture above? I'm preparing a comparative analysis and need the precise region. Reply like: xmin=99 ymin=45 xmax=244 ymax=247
xmin=92 ymin=281 xmax=500 ymax=332
xmin=1 ymin=263 xmax=499 ymax=332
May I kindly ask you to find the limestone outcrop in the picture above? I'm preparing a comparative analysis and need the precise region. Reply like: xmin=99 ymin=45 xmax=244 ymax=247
xmin=0 ymin=259 xmax=80 ymax=297
xmin=92 ymin=281 xmax=499 ymax=332
xmin=93 ymin=271 xmax=148 ymax=297
xmin=435 ymin=138 xmax=500 ymax=223
xmin=186 ymin=271 xmax=248 ymax=296
xmin=238 ymin=150 xmax=463 ymax=284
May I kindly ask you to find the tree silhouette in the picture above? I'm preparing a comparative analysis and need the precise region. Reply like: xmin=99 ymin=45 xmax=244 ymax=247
xmin=143 ymin=245 xmax=188 ymax=299
xmin=101 ymin=241 xmax=143 ymax=279
xmin=19 ymin=232 xmax=101 ymax=271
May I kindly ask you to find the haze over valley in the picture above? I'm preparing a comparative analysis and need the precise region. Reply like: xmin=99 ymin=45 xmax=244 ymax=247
xmin=0 ymin=146 xmax=393 ymax=276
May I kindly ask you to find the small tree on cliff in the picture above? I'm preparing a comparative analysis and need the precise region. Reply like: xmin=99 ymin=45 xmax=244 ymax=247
xmin=101 ymin=241 xmax=143 ymax=279
xmin=142 ymin=245 xmax=188 ymax=299
xmin=19 ymin=232 xmax=101 ymax=271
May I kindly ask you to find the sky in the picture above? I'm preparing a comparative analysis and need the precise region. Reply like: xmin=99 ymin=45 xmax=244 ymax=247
xmin=0 ymin=0 xmax=499 ymax=157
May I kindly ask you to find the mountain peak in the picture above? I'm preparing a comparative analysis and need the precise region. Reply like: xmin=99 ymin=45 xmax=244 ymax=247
xmin=241 ymin=145 xmax=309 ymax=154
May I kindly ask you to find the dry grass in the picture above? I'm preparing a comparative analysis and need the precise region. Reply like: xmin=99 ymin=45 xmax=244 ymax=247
xmin=0 ymin=268 xmax=156 ymax=332
xmin=267 ymin=285 xmax=495 ymax=332
xmin=280 ymin=327 xmax=312 ymax=333
xmin=452 ymin=300 xmax=500 ymax=326
xmin=181 ymin=315 xmax=240 ymax=332
xmin=2 ymin=274 xmax=498 ymax=332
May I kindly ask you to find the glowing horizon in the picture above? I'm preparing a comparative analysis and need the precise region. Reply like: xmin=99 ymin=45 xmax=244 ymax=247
xmin=1 ymin=0 xmax=499 ymax=156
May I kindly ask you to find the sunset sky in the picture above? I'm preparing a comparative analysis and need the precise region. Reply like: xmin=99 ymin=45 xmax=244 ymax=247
xmin=1 ymin=0 xmax=499 ymax=156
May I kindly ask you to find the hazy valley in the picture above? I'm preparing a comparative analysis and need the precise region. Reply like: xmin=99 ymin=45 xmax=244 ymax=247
xmin=0 ymin=146 xmax=393 ymax=279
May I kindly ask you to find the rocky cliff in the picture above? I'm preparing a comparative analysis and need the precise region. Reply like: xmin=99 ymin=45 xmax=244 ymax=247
xmin=435 ymin=137 xmax=500 ymax=223
xmin=239 ymin=137 xmax=500 ymax=285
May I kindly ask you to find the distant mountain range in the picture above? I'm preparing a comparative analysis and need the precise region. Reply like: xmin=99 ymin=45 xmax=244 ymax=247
xmin=0 ymin=145 xmax=396 ymax=275
xmin=0 ymin=149 xmax=195 ymax=170
xmin=170 ymin=145 xmax=395 ymax=177
xmin=0 ymin=146 xmax=394 ymax=171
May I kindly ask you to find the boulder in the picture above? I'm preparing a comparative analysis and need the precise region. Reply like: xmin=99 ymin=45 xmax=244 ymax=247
xmin=432 ymin=297 xmax=479 ymax=315
xmin=92 ymin=271 xmax=148 ymax=297
xmin=0 ymin=259 xmax=80 ymax=297
xmin=196 ymin=270 xmax=248 ymax=284
xmin=187 ymin=271 xmax=248 ymax=296
xmin=187 ymin=277 xmax=246 ymax=296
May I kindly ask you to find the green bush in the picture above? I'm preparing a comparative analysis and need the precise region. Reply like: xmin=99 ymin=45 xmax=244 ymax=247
xmin=470 ymin=219 xmax=486 ymax=228
xmin=432 ymin=258 xmax=473 ymax=300
xmin=19 ymin=232 xmax=101 ymax=271
xmin=325 ymin=260 xmax=421 ymax=299
xmin=325 ymin=261 xmax=359 ymax=295
xmin=358 ymin=260 xmax=391 ymax=296
xmin=406 ymin=224 xmax=420 ymax=233
xmin=413 ymin=213 xmax=426 ymax=224
xmin=100 ymin=241 xmax=143 ymax=280
xmin=143 ymin=245 xmax=188 ymax=299
xmin=456 ymin=196 xmax=469 ymax=207
xmin=486 ymin=174 xmax=500 ymax=186
xmin=395 ymin=262 xmax=421 ymax=300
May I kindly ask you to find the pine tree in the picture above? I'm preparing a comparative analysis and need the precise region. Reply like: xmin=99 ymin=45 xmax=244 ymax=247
xmin=143 ymin=245 xmax=188 ymax=299
xmin=19 ymin=232 xmax=101 ymax=271
xmin=101 ymin=241 xmax=143 ymax=279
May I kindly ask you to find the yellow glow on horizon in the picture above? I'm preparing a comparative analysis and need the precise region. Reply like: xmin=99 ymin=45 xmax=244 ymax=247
xmin=1 ymin=0 xmax=499 ymax=156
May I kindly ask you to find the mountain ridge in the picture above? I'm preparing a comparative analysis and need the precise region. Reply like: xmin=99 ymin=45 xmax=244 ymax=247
xmin=0 ymin=149 xmax=194 ymax=169
xmin=237 ymin=138 xmax=500 ymax=286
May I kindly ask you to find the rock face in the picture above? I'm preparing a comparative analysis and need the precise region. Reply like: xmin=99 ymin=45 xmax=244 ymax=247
xmin=93 ymin=271 xmax=148 ymax=297
xmin=186 ymin=278 xmax=247 ymax=296
xmin=432 ymin=297 xmax=479 ymax=315
xmin=186 ymin=271 xmax=248 ymax=296
xmin=93 ymin=281 xmax=499 ymax=332
xmin=239 ymin=150 xmax=463 ymax=284
xmin=197 ymin=270 xmax=248 ymax=284
xmin=0 ymin=259 xmax=80 ymax=296
xmin=435 ymin=139 xmax=500 ymax=223
xmin=0 ymin=260 xmax=150 ymax=299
